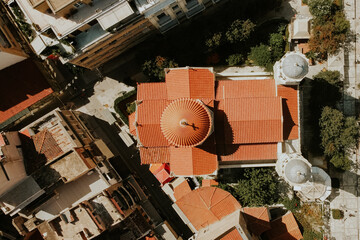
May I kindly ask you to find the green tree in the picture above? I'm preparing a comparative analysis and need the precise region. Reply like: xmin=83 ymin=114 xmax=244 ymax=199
xmin=205 ymin=32 xmax=223 ymax=49
xmin=248 ymin=44 xmax=273 ymax=71
xmin=319 ymin=106 xmax=359 ymax=170
xmin=309 ymin=10 xmax=349 ymax=55
xmin=226 ymin=54 xmax=244 ymax=66
xmin=225 ymin=19 xmax=255 ymax=43
xmin=142 ymin=56 xmax=178 ymax=81
xmin=308 ymin=0 xmax=334 ymax=20
xmin=269 ymin=32 xmax=284 ymax=61
xmin=233 ymin=168 xmax=278 ymax=206
xmin=314 ymin=70 xmax=342 ymax=87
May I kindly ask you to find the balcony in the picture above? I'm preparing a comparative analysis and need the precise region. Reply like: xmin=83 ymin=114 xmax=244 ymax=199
xmin=185 ymin=0 xmax=205 ymax=18
xmin=74 ymin=23 xmax=108 ymax=51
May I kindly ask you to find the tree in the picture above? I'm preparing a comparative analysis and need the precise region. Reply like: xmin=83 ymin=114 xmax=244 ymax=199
xmin=226 ymin=54 xmax=244 ymax=66
xmin=248 ymin=44 xmax=273 ymax=71
xmin=308 ymin=0 xmax=334 ymax=20
xmin=233 ymin=168 xmax=278 ymax=206
xmin=142 ymin=56 xmax=178 ymax=81
xmin=205 ymin=32 xmax=223 ymax=49
xmin=269 ymin=32 xmax=284 ymax=61
xmin=313 ymin=70 xmax=342 ymax=87
xmin=309 ymin=8 xmax=350 ymax=56
xmin=319 ymin=106 xmax=359 ymax=170
xmin=225 ymin=19 xmax=255 ymax=43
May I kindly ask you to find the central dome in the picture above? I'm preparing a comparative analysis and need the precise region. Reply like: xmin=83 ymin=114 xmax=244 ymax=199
xmin=282 ymin=53 xmax=308 ymax=79
xmin=160 ymin=98 xmax=212 ymax=147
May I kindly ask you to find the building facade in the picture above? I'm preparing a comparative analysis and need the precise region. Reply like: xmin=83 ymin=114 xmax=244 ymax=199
xmin=6 ymin=0 xmax=224 ymax=69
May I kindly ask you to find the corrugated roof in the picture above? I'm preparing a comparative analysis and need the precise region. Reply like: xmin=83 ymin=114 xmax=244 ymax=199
xmin=264 ymin=212 xmax=303 ymax=240
xmin=215 ymin=79 xmax=276 ymax=99
xmin=32 ymin=129 xmax=63 ymax=162
xmin=137 ymin=82 xmax=167 ymax=100
xmin=166 ymin=68 xmax=215 ymax=100
xmin=170 ymin=147 xmax=218 ymax=176
xmin=219 ymin=227 xmax=243 ymax=240
xmin=218 ymin=143 xmax=278 ymax=162
xmin=220 ymin=98 xmax=283 ymax=144
xmin=140 ymin=147 xmax=170 ymax=164
xmin=176 ymin=187 xmax=241 ymax=231
xmin=243 ymin=207 xmax=271 ymax=236
xmin=277 ymin=85 xmax=299 ymax=140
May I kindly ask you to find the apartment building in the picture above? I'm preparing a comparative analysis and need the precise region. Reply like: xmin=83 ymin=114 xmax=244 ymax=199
xmin=0 ymin=3 xmax=28 ymax=70
xmin=6 ymin=0 xmax=223 ymax=69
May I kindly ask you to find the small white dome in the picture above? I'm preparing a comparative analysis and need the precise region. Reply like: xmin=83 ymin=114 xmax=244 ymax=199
xmin=285 ymin=159 xmax=311 ymax=184
xmin=281 ymin=54 xmax=308 ymax=79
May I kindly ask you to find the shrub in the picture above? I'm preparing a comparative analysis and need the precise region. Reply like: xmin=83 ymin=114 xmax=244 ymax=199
xmin=332 ymin=209 xmax=344 ymax=219
xmin=282 ymin=196 xmax=301 ymax=212
xmin=308 ymin=0 xmax=334 ymax=20
xmin=142 ymin=56 xmax=178 ymax=82
xmin=248 ymin=44 xmax=273 ymax=71
xmin=233 ymin=168 xmax=279 ymax=206
xmin=269 ymin=32 xmax=285 ymax=61
xmin=205 ymin=32 xmax=223 ymax=48
xmin=114 ymin=90 xmax=137 ymax=125
xmin=226 ymin=54 xmax=244 ymax=66
xmin=225 ymin=19 xmax=255 ymax=44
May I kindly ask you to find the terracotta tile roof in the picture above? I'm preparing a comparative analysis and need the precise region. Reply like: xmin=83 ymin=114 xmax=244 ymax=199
xmin=202 ymin=179 xmax=219 ymax=187
xmin=176 ymin=187 xmax=241 ymax=231
xmin=170 ymin=147 xmax=218 ymax=176
xmin=218 ymin=227 xmax=243 ymax=240
xmin=243 ymin=207 xmax=271 ymax=236
xmin=173 ymin=179 xmax=192 ymax=201
xmin=32 ymin=129 xmax=63 ymax=162
xmin=160 ymin=98 xmax=213 ymax=147
xmin=0 ymin=59 xmax=53 ymax=124
xmin=140 ymin=147 xmax=170 ymax=164
xmin=137 ymin=82 xmax=167 ymax=100
xmin=218 ymin=143 xmax=278 ymax=162
xmin=137 ymin=100 xmax=169 ymax=147
xmin=215 ymin=79 xmax=276 ymax=99
xmin=0 ymin=134 xmax=5 ymax=146
xmin=264 ymin=212 xmax=303 ymax=240
xmin=220 ymin=98 xmax=283 ymax=144
xmin=149 ymin=163 xmax=172 ymax=184
xmin=166 ymin=68 xmax=215 ymax=100
xmin=128 ymin=112 xmax=136 ymax=136
xmin=277 ymin=85 xmax=299 ymax=140
xmin=20 ymin=128 xmax=31 ymax=138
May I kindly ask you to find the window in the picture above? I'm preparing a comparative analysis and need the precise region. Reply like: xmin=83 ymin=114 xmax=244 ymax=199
xmin=73 ymin=2 xmax=83 ymax=8
xmin=157 ymin=13 xmax=167 ymax=20
xmin=172 ymin=5 xmax=179 ymax=10
xmin=71 ymin=29 xmax=82 ymax=36
xmin=88 ymin=19 xmax=98 ymax=26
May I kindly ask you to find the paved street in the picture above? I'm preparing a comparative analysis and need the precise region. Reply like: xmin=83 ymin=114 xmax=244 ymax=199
xmin=327 ymin=0 xmax=360 ymax=239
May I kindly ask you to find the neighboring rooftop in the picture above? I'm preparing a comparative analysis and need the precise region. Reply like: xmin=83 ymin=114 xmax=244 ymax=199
xmin=264 ymin=212 xmax=303 ymax=240
xmin=0 ymin=59 xmax=53 ymax=128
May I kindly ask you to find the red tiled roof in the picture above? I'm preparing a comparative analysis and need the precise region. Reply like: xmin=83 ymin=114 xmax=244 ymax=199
xmin=0 ymin=59 xmax=53 ymax=124
xmin=166 ymin=68 xmax=215 ymax=100
xmin=219 ymin=227 xmax=243 ymax=240
xmin=140 ymin=147 xmax=170 ymax=164
xmin=0 ymin=134 xmax=5 ymax=146
xmin=20 ymin=128 xmax=31 ymax=138
xmin=176 ymin=187 xmax=241 ymax=231
xmin=138 ymin=82 xmax=167 ymax=100
xmin=220 ymin=98 xmax=283 ymax=144
xmin=277 ymin=85 xmax=299 ymax=140
xmin=264 ymin=212 xmax=303 ymax=240
xmin=32 ymin=129 xmax=63 ymax=162
xmin=173 ymin=179 xmax=192 ymax=201
xmin=137 ymin=100 xmax=169 ymax=147
xmin=150 ymin=163 xmax=172 ymax=184
xmin=128 ymin=112 xmax=136 ymax=136
xmin=215 ymin=79 xmax=276 ymax=99
xmin=160 ymin=98 xmax=212 ymax=147
xmin=218 ymin=143 xmax=278 ymax=162
xmin=170 ymin=147 xmax=218 ymax=176
xmin=243 ymin=207 xmax=271 ymax=236
xmin=202 ymin=179 xmax=219 ymax=187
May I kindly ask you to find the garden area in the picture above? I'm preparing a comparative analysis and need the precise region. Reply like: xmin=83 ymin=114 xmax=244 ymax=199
xmin=113 ymin=90 xmax=137 ymax=125
xmin=132 ymin=0 xmax=286 ymax=81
